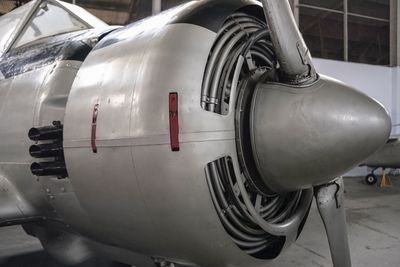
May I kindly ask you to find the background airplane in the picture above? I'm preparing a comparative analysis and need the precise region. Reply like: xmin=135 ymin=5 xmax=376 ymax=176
xmin=361 ymin=136 xmax=400 ymax=185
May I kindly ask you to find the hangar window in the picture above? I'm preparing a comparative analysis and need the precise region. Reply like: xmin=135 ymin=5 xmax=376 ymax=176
xmin=298 ymin=6 xmax=344 ymax=61
xmin=299 ymin=0 xmax=344 ymax=10
xmin=294 ymin=0 xmax=391 ymax=66
xmin=133 ymin=1 xmax=152 ymax=21
xmin=161 ymin=0 xmax=191 ymax=11
xmin=348 ymin=0 xmax=390 ymax=65
xmin=14 ymin=2 xmax=88 ymax=48
xmin=348 ymin=15 xmax=389 ymax=65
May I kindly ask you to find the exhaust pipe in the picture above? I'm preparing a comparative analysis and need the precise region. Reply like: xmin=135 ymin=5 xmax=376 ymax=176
xmin=30 ymin=161 xmax=68 ymax=178
xmin=28 ymin=122 xmax=63 ymax=141
xmin=29 ymin=143 xmax=64 ymax=159
xmin=28 ymin=121 xmax=68 ymax=179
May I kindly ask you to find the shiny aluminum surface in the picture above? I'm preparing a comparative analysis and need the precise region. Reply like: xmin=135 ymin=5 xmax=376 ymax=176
xmin=250 ymin=76 xmax=391 ymax=192
xmin=63 ymin=18 xmax=270 ymax=266
xmin=0 ymin=59 xmax=88 ymax=227
xmin=0 ymin=66 xmax=55 ymax=221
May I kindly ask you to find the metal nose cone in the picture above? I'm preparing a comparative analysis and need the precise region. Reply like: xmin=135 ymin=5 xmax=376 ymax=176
xmin=250 ymin=75 xmax=392 ymax=193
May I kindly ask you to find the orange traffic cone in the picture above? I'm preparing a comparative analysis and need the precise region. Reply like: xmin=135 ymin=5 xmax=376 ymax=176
xmin=380 ymin=171 xmax=392 ymax=188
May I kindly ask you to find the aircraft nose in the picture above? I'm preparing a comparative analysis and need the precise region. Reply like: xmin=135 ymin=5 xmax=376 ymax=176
xmin=250 ymin=75 xmax=392 ymax=193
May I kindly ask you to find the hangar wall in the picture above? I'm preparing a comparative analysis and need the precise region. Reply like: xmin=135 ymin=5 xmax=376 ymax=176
xmin=313 ymin=58 xmax=400 ymax=176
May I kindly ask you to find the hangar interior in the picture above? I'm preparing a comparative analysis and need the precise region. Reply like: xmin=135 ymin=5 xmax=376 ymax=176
xmin=0 ymin=0 xmax=399 ymax=267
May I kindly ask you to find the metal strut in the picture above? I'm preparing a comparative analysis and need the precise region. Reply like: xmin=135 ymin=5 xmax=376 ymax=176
xmin=314 ymin=177 xmax=352 ymax=267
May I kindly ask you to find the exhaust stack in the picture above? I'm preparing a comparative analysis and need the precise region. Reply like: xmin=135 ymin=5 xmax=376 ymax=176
xmin=29 ymin=143 xmax=64 ymax=158
xmin=28 ymin=123 xmax=63 ymax=141
xmin=28 ymin=121 xmax=68 ymax=179
xmin=31 ymin=161 xmax=67 ymax=178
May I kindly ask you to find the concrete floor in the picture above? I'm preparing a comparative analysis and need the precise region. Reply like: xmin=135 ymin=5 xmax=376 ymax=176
xmin=0 ymin=176 xmax=399 ymax=267
xmin=269 ymin=176 xmax=400 ymax=267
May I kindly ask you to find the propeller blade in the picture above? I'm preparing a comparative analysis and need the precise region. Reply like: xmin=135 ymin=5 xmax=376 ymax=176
xmin=314 ymin=178 xmax=351 ymax=267
xmin=259 ymin=0 xmax=317 ymax=84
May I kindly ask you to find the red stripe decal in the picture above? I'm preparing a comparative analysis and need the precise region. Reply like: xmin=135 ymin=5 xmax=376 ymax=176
xmin=169 ymin=93 xmax=180 ymax=152
xmin=91 ymin=104 xmax=99 ymax=153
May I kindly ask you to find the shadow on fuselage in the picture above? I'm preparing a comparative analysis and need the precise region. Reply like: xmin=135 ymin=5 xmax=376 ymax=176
xmin=0 ymin=251 xmax=130 ymax=267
